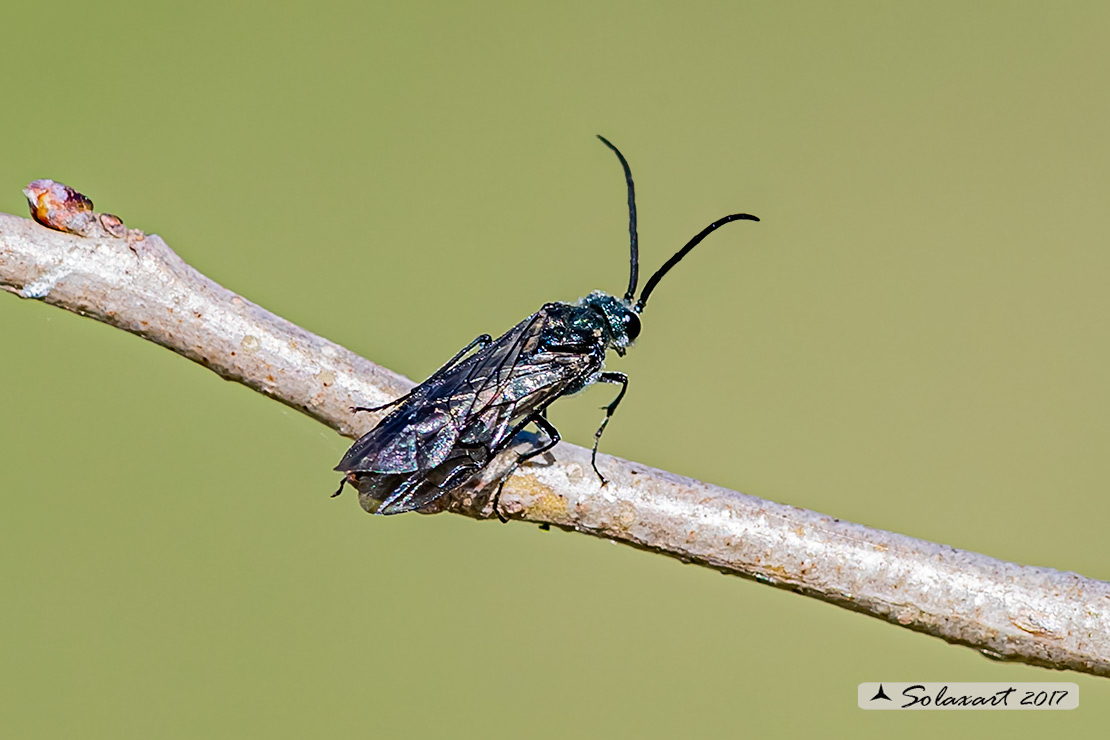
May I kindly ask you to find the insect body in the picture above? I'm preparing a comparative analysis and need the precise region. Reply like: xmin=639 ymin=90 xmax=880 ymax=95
xmin=334 ymin=136 xmax=758 ymax=518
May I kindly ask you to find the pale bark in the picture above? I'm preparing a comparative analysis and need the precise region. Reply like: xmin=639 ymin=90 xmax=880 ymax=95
xmin=2 ymin=209 xmax=1107 ymax=678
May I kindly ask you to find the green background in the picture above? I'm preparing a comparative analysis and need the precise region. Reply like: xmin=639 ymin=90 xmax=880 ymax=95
xmin=2 ymin=1 xmax=1107 ymax=736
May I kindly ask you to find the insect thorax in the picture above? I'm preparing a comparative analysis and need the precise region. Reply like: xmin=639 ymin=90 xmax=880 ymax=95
xmin=574 ymin=291 xmax=641 ymax=352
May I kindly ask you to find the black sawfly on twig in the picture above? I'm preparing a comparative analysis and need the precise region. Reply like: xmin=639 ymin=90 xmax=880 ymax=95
xmin=333 ymin=136 xmax=759 ymax=520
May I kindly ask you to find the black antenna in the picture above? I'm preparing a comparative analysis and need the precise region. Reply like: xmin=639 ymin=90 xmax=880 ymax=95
xmin=597 ymin=135 xmax=639 ymax=303
xmin=635 ymin=213 xmax=759 ymax=313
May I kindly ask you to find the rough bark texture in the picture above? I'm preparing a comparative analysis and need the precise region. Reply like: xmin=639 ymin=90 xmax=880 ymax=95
xmin=2 ymin=209 xmax=1107 ymax=678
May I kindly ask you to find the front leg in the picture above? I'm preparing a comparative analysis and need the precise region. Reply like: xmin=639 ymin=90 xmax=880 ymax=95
xmin=590 ymin=372 xmax=628 ymax=485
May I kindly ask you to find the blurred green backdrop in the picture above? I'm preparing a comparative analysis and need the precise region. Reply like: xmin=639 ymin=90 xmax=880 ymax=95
xmin=2 ymin=1 xmax=1108 ymax=737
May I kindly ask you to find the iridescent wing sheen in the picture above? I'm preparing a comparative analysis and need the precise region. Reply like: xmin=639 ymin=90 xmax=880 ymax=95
xmin=335 ymin=403 xmax=459 ymax=474
xmin=334 ymin=313 xmax=544 ymax=476
xmin=357 ymin=445 xmax=491 ymax=515
xmin=436 ymin=308 xmax=598 ymax=454
xmin=338 ymin=306 xmax=601 ymax=515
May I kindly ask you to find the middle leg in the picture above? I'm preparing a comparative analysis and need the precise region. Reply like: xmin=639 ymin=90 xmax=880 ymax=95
xmin=490 ymin=412 xmax=561 ymax=522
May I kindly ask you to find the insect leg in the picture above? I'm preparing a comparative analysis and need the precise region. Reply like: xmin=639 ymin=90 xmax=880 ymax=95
xmin=590 ymin=372 xmax=629 ymax=485
xmin=352 ymin=334 xmax=492 ymax=413
xmin=490 ymin=413 xmax=561 ymax=523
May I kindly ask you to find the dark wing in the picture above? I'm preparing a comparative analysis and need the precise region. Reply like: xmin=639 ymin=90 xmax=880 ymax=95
xmin=439 ymin=305 xmax=600 ymax=453
xmin=339 ymin=306 xmax=602 ymax=515
xmin=352 ymin=445 xmax=491 ymax=515
xmin=334 ymin=312 xmax=547 ymax=476
xmin=335 ymin=403 xmax=459 ymax=474
xmin=456 ymin=350 xmax=596 ymax=448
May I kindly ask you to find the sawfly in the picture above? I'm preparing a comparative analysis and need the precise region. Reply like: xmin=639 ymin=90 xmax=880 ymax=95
xmin=334 ymin=136 xmax=758 ymax=519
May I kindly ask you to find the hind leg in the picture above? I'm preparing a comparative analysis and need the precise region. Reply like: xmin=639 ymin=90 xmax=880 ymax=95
xmin=491 ymin=413 xmax=561 ymax=522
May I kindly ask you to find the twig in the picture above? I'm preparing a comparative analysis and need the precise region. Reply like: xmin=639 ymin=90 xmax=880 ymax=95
xmin=2 ymin=207 xmax=1107 ymax=678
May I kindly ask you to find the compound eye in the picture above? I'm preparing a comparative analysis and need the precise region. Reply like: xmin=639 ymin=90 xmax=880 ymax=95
xmin=624 ymin=312 xmax=641 ymax=342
